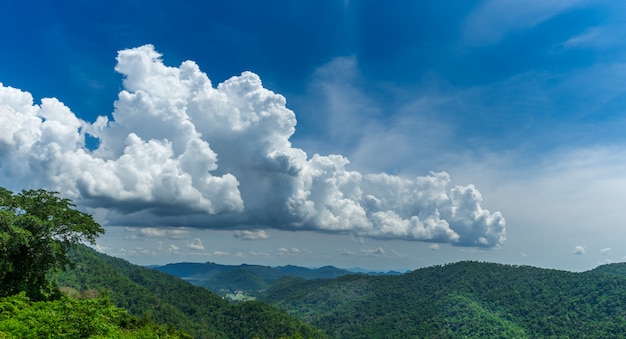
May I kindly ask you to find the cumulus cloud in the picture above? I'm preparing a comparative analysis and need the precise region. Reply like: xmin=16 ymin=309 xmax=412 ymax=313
xmin=188 ymin=238 xmax=205 ymax=251
xmin=573 ymin=245 xmax=586 ymax=255
xmin=0 ymin=45 xmax=506 ymax=248
xmin=277 ymin=247 xmax=301 ymax=255
xmin=233 ymin=230 xmax=269 ymax=241
xmin=139 ymin=227 xmax=188 ymax=239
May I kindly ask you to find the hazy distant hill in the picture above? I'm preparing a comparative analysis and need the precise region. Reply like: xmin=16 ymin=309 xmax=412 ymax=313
xmin=259 ymin=261 xmax=626 ymax=338
xmin=55 ymin=245 xmax=326 ymax=339
xmin=151 ymin=261 xmax=399 ymax=294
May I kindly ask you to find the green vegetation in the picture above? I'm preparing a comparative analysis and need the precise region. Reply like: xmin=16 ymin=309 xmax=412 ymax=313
xmin=260 ymin=261 xmax=626 ymax=338
xmin=0 ymin=292 xmax=189 ymax=338
xmin=0 ymin=188 xmax=104 ymax=300
xmin=56 ymin=245 xmax=327 ymax=339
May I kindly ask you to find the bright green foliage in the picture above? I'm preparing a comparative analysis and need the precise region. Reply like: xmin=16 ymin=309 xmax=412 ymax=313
xmin=0 ymin=292 xmax=190 ymax=338
xmin=0 ymin=187 xmax=104 ymax=300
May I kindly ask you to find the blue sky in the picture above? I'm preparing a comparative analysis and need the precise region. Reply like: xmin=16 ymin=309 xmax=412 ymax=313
xmin=2 ymin=0 xmax=626 ymax=271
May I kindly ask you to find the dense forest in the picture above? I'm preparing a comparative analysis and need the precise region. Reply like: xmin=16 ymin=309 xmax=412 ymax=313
xmin=259 ymin=261 xmax=626 ymax=338
xmin=56 ymin=245 xmax=326 ymax=339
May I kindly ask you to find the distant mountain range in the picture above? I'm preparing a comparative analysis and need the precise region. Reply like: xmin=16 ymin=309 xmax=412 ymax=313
xmin=151 ymin=261 xmax=404 ymax=295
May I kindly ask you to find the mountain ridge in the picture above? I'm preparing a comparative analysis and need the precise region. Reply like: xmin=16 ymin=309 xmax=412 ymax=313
xmin=258 ymin=260 xmax=626 ymax=338
xmin=151 ymin=261 xmax=403 ymax=295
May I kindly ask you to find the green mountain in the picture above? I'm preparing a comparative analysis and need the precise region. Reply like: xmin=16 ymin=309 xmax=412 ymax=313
xmin=152 ymin=262 xmax=360 ymax=295
xmin=259 ymin=261 xmax=626 ymax=338
xmin=55 ymin=245 xmax=326 ymax=339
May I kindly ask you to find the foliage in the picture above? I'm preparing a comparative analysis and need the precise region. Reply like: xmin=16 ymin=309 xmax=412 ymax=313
xmin=260 ymin=261 xmax=626 ymax=338
xmin=0 ymin=187 xmax=104 ymax=300
xmin=0 ymin=292 xmax=190 ymax=338
xmin=56 ymin=245 xmax=327 ymax=339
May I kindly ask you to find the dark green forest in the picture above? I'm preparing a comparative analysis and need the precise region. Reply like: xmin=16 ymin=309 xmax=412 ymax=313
xmin=259 ymin=261 xmax=626 ymax=338
xmin=56 ymin=245 xmax=325 ymax=339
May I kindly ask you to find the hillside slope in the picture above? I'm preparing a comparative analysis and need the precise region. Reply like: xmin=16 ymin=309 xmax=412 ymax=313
xmin=55 ymin=245 xmax=326 ymax=339
xmin=260 ymin=261 xmax=626 ymax=338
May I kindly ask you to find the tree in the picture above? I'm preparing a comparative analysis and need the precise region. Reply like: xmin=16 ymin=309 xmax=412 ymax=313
xmin=0 ymin=187 xmax=104 ymax=300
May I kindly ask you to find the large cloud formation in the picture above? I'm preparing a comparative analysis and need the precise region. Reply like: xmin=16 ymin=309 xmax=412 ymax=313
xmin=0 ymin=45 xmax=505 ymax=247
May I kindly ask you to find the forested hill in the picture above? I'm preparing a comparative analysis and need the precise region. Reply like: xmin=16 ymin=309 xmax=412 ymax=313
xmin=591 ymin=262 xmax=626 ymax=277
xmin=152 ymin=261 xmax=384 ymax=295
xmin=259 ymin=261 xmax=626 ymax=338
xmin=55 ymin=245 xmax=326 ymax=339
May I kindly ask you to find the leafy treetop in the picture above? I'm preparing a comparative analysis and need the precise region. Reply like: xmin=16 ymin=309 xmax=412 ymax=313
xmin=0 ymin=187 xmax=104 ymax=300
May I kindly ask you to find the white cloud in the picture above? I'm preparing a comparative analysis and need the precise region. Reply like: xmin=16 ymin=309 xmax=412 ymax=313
xmin=429 ymin=244 xmax=440 ymax=251
xmin=233 ymin=230 xmax=269 ymax=241
xmin=187 ymin=238 xmax=205 ymax=251
xmin=0 ymin=45 xmax=505 ymax=248
xmin=363 ymin=247 xmax=386 ymax=256
xmin=249 ymin=251 xmax=271 ymax=257
xmin=573 ymin=245 xmax=586 ymax=255
xmin=139 ymin=227 xmax=188 ymax=239
xmin=139 ymin=228 xmax=166 ymax=237
xmin=600 ymin=248 xmax=611 ymax=254
xmin=277 ymin=247 xmax=300 ymax=255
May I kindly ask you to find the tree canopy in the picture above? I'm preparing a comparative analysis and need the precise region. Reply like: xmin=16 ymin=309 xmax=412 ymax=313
xmin=0 ymin=187 xmax=104 ymax=300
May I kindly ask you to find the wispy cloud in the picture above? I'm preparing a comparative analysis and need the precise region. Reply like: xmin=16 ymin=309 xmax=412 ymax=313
xmin=462 ymin=0 xmax=586 ymax=46
xmin=233 ymin=230 xmax=269 ymax=241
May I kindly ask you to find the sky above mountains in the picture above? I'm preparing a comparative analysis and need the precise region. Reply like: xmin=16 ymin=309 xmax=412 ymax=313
xmin=1 ymin=0 xmax=626 ymax=271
